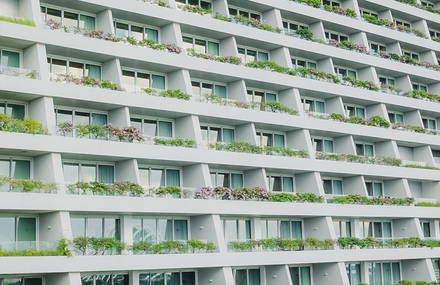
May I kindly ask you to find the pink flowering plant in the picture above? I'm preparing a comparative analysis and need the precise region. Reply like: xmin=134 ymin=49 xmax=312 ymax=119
xmin=186 ymin=48 xmax=242 ymax=65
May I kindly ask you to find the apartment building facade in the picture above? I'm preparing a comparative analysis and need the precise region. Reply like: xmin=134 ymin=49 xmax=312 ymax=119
xmin=1 ymin=0 xmax=440 ymax=284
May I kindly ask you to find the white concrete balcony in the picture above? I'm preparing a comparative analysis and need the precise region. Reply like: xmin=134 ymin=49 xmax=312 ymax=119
xmin=1 ymin=247 xmax=439 ymax=275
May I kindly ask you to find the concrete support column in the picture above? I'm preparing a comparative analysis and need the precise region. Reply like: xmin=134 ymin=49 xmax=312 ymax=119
xmin=23 ymin=43 xmax=49 ymax=81
xmin=183 ymin=164 xmax=211 ymax=188
xmin=384 ymin=178 xmax=412 ymax=198
xmin=387 ymin=42 xmax=402 ymax=56
xmin=39 ymin=211 xmax=73 ymax=244
xmin=421 ymin=50 xmax=439 ymax=65
xmin=265 ymin=265 xmax=293 ymax=285
xmin=167 ymin=69 xmax=193 ymax=95
xmin=393 ymin=218 xmax=423 ymax=238
xmin=34 ymin=153 xmax=64 ymax=187
xmin=18 ymin=0 xmax=41 ymax=26
xmin=190 ymin=214 xmax=226 ymax=252
xmin=286 ymin=129 xmax=315 ymax=159
xmin=344 ymin=176 xmax=368 ymax=196
xmin=414 ymin=145 xmax=436 ymax=166
xmin=235 ymin=123 xmax=258 ymax=145
xmin=175 ymin=115 xmax=203 ymax=146
xmin=325 ymin=96 xmax=345 ymax=115
xmin=212 ymin=0 xmax=228 ymax=16
xmin=262 ymin=8 xmax=283 ymax=30
xmin=334 ymin=135 xmax=356 ymax=154
xmin=420 ymin=181 xmax=440 ymax=201
xmin=102 ymin=58 xmax=123 ymax=87
xmin=375 ymin=140 xmax=399 ymax=158
xmin=366 ymin=103 xmax=388 ymax=119
xmin=404 ymin=110 xmax=423 ymax=127
xmin=310 ymin=21 xmax=326 ymax=41
xmin=96 ymin=9 xmax=114 ymax=34
xmin=350 ymin=32 xmax=369 ymax=49
xmin=358 ymin=66 xmax=380 ymax=87
xmin=296 ymin=172 xmax=324 ymax=195
xmin=270 ymin=47 xmax=292 ymax=68
xmin=317 ymin=57 xmax=335 ymax=74
xmin=395 ymin=75 xmax=413 ymax=93
xmin=220 ymin=36 xmax=239 ymax=57
xmin=304 ymin=216 xmax=337 ymax=240
xmin=45 ymin=273 xmax=81 ymax=285
xmin=244 ymin=168 xmax=268 ymax=189
xmin=121 ymin=216 xmax=133 ymax=254
xmin=279 ymin=88 xmax=302 ymax=115
xmin=115 ymin=159 xmax=140 ymax=184
xmin=198 ymin=267 xmax=234 ymax=285
xmin=109 ymin=106 xmax=130 ymax=127
xmin=29 ymin=96 xmax=56 ymax=134
xmin=430 ymin=83 xmax=440 ymax=95
xmin=413 ymin=19 xmax=430 ymax=40
xmin=343 ymin=0 xmax=360 ymax=18
xmin=379 ymin=10 xmax=393 ymax=22
xmin=227 ymin=80 xmax=248 ymax=102
xmin=402 ymin=259 xmax=437 ymax=282
xmin=313 ymin=263 xmax=350 ymax=285
xmin=160 ymin=23 xmax=183 ymax=46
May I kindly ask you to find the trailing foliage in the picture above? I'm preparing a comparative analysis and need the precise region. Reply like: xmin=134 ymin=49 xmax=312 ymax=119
xmin=376 ymin=50 xmax=440 ymax=71
xmin=58 ymin=122 xmax=144 ymax=142
xmin=323 ymin=4 xmax=357 ymax=17
xmin=404 ymin=164 xmax=440 ymax=170
xmin=186 ymin=48 xmax=242 ymax=65
xmin=362 ymin=14 xmax=427 ymax=38
xmin=180 ymin=4 xmax=212 ymax=15
xmin=143 ymin=88 xmax=192 ymax=100
xmin=316 ymin=152 xmax=402 ymax=167
xmin=230 ymin=238 xmax=335 ymax=252
xmin=338 ymin=237 xmax=440 ymax=249
xmin=212 ymin=141 xmax=308 ymax=158
xmin=404 ymin=90 xmax=440 ymax=102
xmin=214 ymin=12 xmax=232 ymax=22
xmin=0 ymin=176 xmax=57 ymax=193
xmin=73 ymin=237 xmax=125 ymax=255
xmin=415 ymin=202 xmax=440 ymax=207
xmin=233 ymin=15 xmax=282 ymax=33
xmin=132 ymin=240 xmax=216 ymax=254
xmin=295 ymin=27 xmax=314 ymax=40
xmin=320 ymin=113 xmax=390 ymax=128
xmin=328 ymin=39 xmax=367 ymax=53
xmin=0 ymin=113 xmax=48 ymax=135
xmin=55 ymin=74 xmax=122 ymax=91
xmin=0 ymin=238 xmax=71 ymax=256
xmin=327 ymin=194 xmax=414 ymax=206
xmin=392 ymin=123 xmax=439 ymax=136
xmin=195 ymin=186 xmax=324 ymax=203
xmin=154 ymin=137 xmax=196 ymax=148
xmin=0 ymin=16 xmax=35 ymax=26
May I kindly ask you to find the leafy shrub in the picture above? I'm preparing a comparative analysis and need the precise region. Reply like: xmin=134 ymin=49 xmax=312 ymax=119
xmin=154 ymin=137 xmax=196 ymax=147
xmin=73 ymin=237 xmax=125 ymax=255
xmin=212 ymin=141 xmax=308 ymax=158
xmin=131 ymin=239 xmax=216 ymax=254
xmin=0 ymin=113 xmax=47 ymax=135
xmin=0 ymin=176 xmax=57 ymax=193
xmin=296 ymin=27 xmax=313 ymax=39
xmin=181 ymin=4 xmax=212 ymax=15
xmin=327 ymin=194 xmax=414 ymax=206
xmin=186 ymin=48 xmax=242 ymax=65
xmin=0 ymin=16 xmax=35 ymax=26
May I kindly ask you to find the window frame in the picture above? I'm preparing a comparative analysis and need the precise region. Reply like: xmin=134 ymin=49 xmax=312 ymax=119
xmin=394 ymin=18 xmax=412 ymax=28
xmin=355 ymin=141 xmax=375 ymax=157
xmin=266 ymin=173 xmax=295 ymax=193
xmin=259 ymin=218 xmax=304 ymax=240
xmin=368 ymin=261 xmax=402 ymax=285
xmin=311 ymin=136 xmax=335 ymax=153
xmin=191 ymin=78 xmax=228 ymax=99
xmin=325 ymin=30 xmax=349 ymax=42
xmin=360 ymin=8 xmax=378 ymax=18
xmin=233 ymin=268 xmax=261 ymax=285
xmin=344 ymin=103 xmax=366 ymax=119
xmin=182 ymin=34 xmax=220 ymax=56
xmin=333 ymin=219 xmax=352 ymax=238
xmin=0 ymin=99 xmax=27 ymax=118
xmin=291 ymin=56 xmax=317 ymax=69
xmin=130 ymin=114 xmax=174 ymax=138
xmin=422 ymin=116 xmax=437 ymax=130
xmin=228 ymin=5 xmax=262 ymax=22
xmin=322 ymin=177 xmax=344 ymax=195
xmin=132 ymin=216 xmax=191 ymax=243
xmin=282 ymin=19 xmax=309 ymax=35
xmin=255 ymin=129 xmax=286 ymax=148
xmin=210 ymin=170 xmax=244 ymax=189
xmin=137 ymin=165 xmax=182 ymax=188
xmin=334 ymin=66 xmax=358 ymax=80
xmin=369 ymin=41 xmax=387 ymax=55
xmin=200 ymin=123 xmax=235 ymax=147
xmin=246 ymin=88 xmax=278 ymax=104
xmin=47 ymin=55 xmax=102 ymax=80
xmin=365 ymin=180 xmax=384 ymax=197
xmin=113 ymin=18 xmax=160 ymax=43
xmin=40 ymin=4 xmax=96 ymax=29
xmin=301 ymin=96 xmax=326 ymax=113
xmin=0 ymin=47 xmax=23 ymax=70
xmin=361 ymin=220 xmax=393 ymax=241
xmin=0 ymin=155 xmax=33 ymax=179
xmin=402 ymin=49 xmax=420 ymax=61
xmin=222 ymin=217 xmax=252 ymax=242
xmin=237 ymin=45 xmax=270 ymax=64
xmin=138 ymin=270 xmax=198 ymax=285
xmin=62 ymin=160 xmax=115 ymax=184
xmin=387 ymin=111 xmax=404 ymax=124
xmin=0 ymin=214 xmax=39 ymax=248
xmin=121 ymin=67 xmax=167 ymax=93
xmin=288 ymin=265 xmax=313 ymax=285
xmin=80 ymin=272 xmax=129 ymax=285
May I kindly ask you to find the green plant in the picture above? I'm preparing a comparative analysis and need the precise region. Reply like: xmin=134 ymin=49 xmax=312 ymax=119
xmin=368 ymin=116 xmax=390 ymax=128
xmin=260 ymin=101 xmax=298 ymax=115
xmin=0 ymin=113 xmax=48 ymax=135
xmin=215 ymin=12 xmax=232 ymax=22
xmin=73 ymin=237 xmax=125 ymax=255
xmin=153 ymin=186 xmax=182 ymax=197
xmin=233 ymin=15 xmax=281 ymax=33
xmin=0 ymin=176 xmax=57 ymax=193
xmin=296 ymin=27 xmax=313 ymax=39
xmin=415 ymin=202 xmax=440 ymax=207
xmin=154 ymin=137 xmax=196 ymax=147
xmin=159 ymin=89 xmax=191 ymax=100
xmin=0 ymin=16 xmax=35 ymax=26
xmin=404 ymin=164 xmax=440 ymax=170
xmin=180 ymin=4 xmax=212 ymax=15
xmin=327 ymin=194 xmax=414 ymax=206
xmin=186 ymin=48 xmax=242 ymax=65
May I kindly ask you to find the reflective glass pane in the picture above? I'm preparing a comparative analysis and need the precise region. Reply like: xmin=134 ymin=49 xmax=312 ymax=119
xmin=131 ymin=25 xmax=144 ymax=42
xmin=132 ymin=217 xmax=143 ymax=242
xmin=150 ymin=169 xmax=165 ymax=187
xmin=231 ymin=173 xmax=243 ymax=189
xmin=122 ymin=70 xmax=136 ymax=93
xmin=143 ymin=218 xmax=157 ymax=243
xmin=300 ymin=267 xmax=311 ymax=285
xmin=289 ymin=267 xmax=300 ymax=285
xmin=98 ymin=165 xmax=114 ymax=184
xmin=333 ymin=180 xmax=343 ymax=195
xmin=104 ymin=218 xmax=120 ymax=240
xmin=283 ymin=177 xmax=294 ymax=193
xmin=166 ymin=169 xmax=180 ymax=187
xmin=273 ymin=134 xmax=285 ymax=147
xmin=11 ymin=160 xmax=30 ymax=179
xmin=63 ymin=163 xmax=79 ymax=184
xmin=150 ymin=273 xmax=164 ymax=285
xmin=280 ymin=221 xmax=291 ymax=239
xmin=115 ymin=22 xmax=129 ymax=38
xmin=71 ymin=217 xmax=85 ymax=238
xmin=158 ymin=121 xmax=172 ymax=137
xmin=113 ymin=274 xmax=129 ymax=285
xmin=182 ymin=272 xmax=196 ymax=285
xmin=215 ymin=85 xmax=227 ymax=98
xmin=0 ymin=217 xmax=15 ymax=244
xmin=291 ymin=221 xmax=302 ymax=239
xmin=139 ymin=273 xmax=150 ymax=285
xmin=224 ymin=220 xmax=238 ymax=241
xmin=383 ymin=263 xmax=392 ymax=285
xmin=207 ymin=41 xmax=219 ymax=56
xmin=248 ymin=269 xmax=260 ymax=285
xmin=267 ymin=220 xmax=278 ymax=238
xmin=63 ymin=11 xmax=78 ymax=28
xmin=143 ymin=120 xmax=157 ymax=137
xmin=85 ymin=64 xmax=101 ymax=80
xmin=145 ymin=28 xmax=159 ymax=43
xmin=152 ymin=75 xmax=165 ymax=89
xmin=235 ymin=270 xmax=247 ymax=285
xmin=139 ymin=168 xmax=149 ymax=188
xmin=392 ymin=263 xmax=401 ymax=282
xmin=174 ymin=220 xmax=188 ymax=240
xmin=223 ymin=129 xmax=234 ymax=143
xmin=87 ymin=218 xmax=103 ymax=237
xmin=79 ymin=15 xmax=95 ymax=31
xmin=166 ymin=272 xmax=180 ymax=285
xmin=68 ymin=61 xmax=84 ymax=78
xmin=136 ymin=72 xmax=150 ymax=92
xmin=157 ymin=219 xmax=173 ymax=241
xmin=6 ymin=104 xmax=25 ymax=120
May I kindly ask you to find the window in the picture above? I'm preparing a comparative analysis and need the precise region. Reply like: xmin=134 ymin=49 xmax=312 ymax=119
xmin=81 ymin=274 xmax=128 ymax=285
xmin=260 ymin=219 xmax=303 ymax=240
xmin=388 ymin=112 xmax=404 ymax=124
xmin=192 ymin=80 xmax=227 ymax=100
xmin=132 ymin=217 xmax=189 ymax=243
xmin=62 ymin=162 xmax=114 ymax=184
xmin=344 ymin=104 xmax=365 ymax=119
xmin=267 ymin=175 xmax=294 ymax=193
xmin=335 ymin=66 xmax=357 ymax=80
xmin=138 ymin=167 xmax=181 ymax=188
xmin=323 ymin=178 xmax=343 ymax=195
xmin=0 ymin=216 xmax=37 ymax=251
xmin=176 ymin=0 xmax=212 ymax=9
xmin=55 ymin=108 xmax=108 ymax=137
xmin=361 ymin=221 xmax=392 ymax=241
xmin=325 ymin=30 xmax=348 ymax=42
xmin=238 ymin=47 xmax=269 ymax=64
xmin=223 ymin=218 xmax=251 ymax=242
xmin=234 ymin=269 xmax=260 ymax=285
xmin=430 ymin=29 xmax=440 ymax=39
xmin=370 ymin=42 xmax=387 ymax=55
xmin=122 ymin=69 xmax=165 ymax=93
xmin=201 ymin=125 xmax=235 ymax=147
xmin=1 ymin=49 xmax=20 ymax=70
xmin=394 ymin=18 xmax=411 ymax=28
xmin=302 ymin=98 xmax=325 ymax=113
xmin=114 ymin=20 xmax=158 ymax=42
xmin=412 ymin=82 xmax=428 ymax=92
xmin=422 ymin=0 xmax=434 ymax=7
xmin=256 ymin=131 xmax=285 ymax=147
xmin=247 ymin=89 xmax=277 ymax=105
xmin=422 ymin=117 xmax=437 ymax=130
xmin=130 ymin=117 xmax=173 ymax=138
xmin=71 ymin=216 xmax=121 ymax=240
xmin=434 ymin=259 xmax=440 ymax=282
xmin=365 ymin=181 xmax=383 ymax=197
xmin=334 ymin=220 xmax=352 ymax=238
xmin=403 ymin=50 xmax=419 ymax=61
xmin=47 ymin=57 xmax=101 ymax=80
xmin=0 ymin=277 xmax=42 ymax=285
xmin=323 ymin=0 xmax=341 ymax=7
xmin=346 ymin=263 xmax=361 ymax=285
xmin=379 ymin=76 xmax=395 ymax=87
xmin=421 ymin=221 xmax=432 ymax=238
xmin=40 ymin=6 xmax=96 ymax=30
xmin=312 ymin=137 xmax=334 ymax=153
xmin=291 ymin=57 xmax=317 ymax=69
xmin=289 ymin=266 xmax=312 ymax=285
xmin=283 ymin=20 xmax=308 ymax=36
xmin=229 ymin=7 xmax=261 ymax=24
xmin=0 ymin=158 xmax=31 ymax=190
xmin=368 ymin=262 xmax=401 ymax=285
xmin=139 ymin=271 xmax=196 ymax=285
xmin=0 ymin=102 xmax=25 ymax=120
xmin=356 ymin=143 xmax=374 ymax=157
xmin=211 ymin=171 xmax=243 ymax=189
xmin=183 ymin=35 xmax=219 ymax=56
